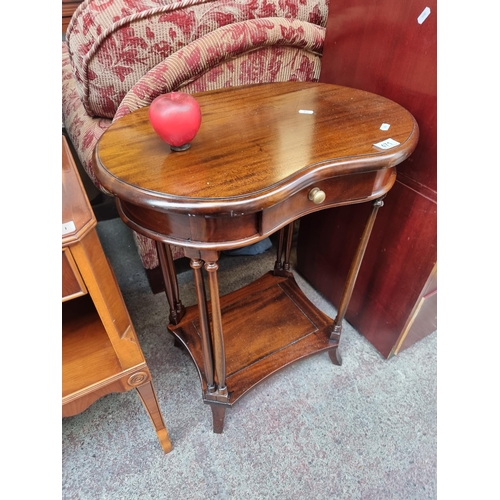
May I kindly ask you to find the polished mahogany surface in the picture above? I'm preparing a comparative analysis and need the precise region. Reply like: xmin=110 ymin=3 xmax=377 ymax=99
xmin=94 ymin=82 xmax=418 ymax=217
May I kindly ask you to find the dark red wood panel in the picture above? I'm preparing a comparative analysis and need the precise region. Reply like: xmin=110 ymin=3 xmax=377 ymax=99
xmin=297 ymin=0 xmax=437 ymax=357
xmin=297 ymin=180 xmax=437 ymax=358
xmin=400 ymin=289 xmax=437 ymax=353
xmin=320 ymin=0 xmax=436 ymax=194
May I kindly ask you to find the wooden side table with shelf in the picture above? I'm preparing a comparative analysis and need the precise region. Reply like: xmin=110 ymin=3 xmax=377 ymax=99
xmin=93 ymin=82 xmax=419 ymax=434
xmin=62 ymin=135 xmax=172 ymax=453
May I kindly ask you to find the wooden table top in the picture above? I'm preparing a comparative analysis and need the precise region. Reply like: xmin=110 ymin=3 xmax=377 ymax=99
xmin=94 ymin=82 xmax=418 ymax=216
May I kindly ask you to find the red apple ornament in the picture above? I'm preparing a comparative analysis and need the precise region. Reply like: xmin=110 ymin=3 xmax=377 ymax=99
xmin=148 ymin=92 xmax=202 ymax=151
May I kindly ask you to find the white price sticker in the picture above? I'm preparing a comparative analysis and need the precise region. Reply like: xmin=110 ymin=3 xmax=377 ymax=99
xmin=380 ymin=123 xmax=391 ymax=131
xmin=373 ymin=138 xmax=400 ymax=150
xmin=62 ymin=221 xmax=76 ymax=235
xmin=417 ymin=7 xmax=431 ymax=24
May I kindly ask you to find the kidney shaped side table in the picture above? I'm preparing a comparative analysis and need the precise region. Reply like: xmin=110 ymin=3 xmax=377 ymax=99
xmin=93 ymin=82 xmax=418 ymax=434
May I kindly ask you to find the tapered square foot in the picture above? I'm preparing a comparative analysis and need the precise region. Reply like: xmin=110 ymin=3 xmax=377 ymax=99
xmin=209 ymin=403 xmax=227 ymax=434
xmin=329 ymin=348 xmax=342 ymax=366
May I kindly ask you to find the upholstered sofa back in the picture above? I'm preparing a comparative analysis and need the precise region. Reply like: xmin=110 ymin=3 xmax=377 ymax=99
xmin=66 ymin=0 xmax=329 ymax=119
xmin=63 ymin=0 xmax=329 ymax=274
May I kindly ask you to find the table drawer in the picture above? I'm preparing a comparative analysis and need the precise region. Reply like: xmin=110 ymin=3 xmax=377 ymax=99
xmin=261 ymin=168 xmax=396 ymax=234
xmin=62 ymin=248 xmax=87 ymax=302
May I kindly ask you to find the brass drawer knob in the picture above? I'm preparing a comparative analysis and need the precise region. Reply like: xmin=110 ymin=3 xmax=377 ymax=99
xmin=308 ymin=187 xmax=326 ymax=204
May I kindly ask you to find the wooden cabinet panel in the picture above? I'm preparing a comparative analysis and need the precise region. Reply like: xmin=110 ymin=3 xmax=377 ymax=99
xmin=298 ymin=180 xmax=436 ymax=358
xmin=319 ymin=0 xmax=437 ymax=194
xmin=398 ymin=287 xmax=437 ymax=354
xmin=62 ymin=135 xmax=172 ymax=453
xmin=297 ymin=0 xmax=437 ymax=358
xmin=62 ymin=248 xmax=87 ymax=301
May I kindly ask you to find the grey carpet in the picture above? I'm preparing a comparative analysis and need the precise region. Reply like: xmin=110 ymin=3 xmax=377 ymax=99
xmin=62 ymin=218 xmax=437 ymax=500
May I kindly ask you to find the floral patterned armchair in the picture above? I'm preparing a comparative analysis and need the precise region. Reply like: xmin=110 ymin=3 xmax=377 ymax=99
xmin=62 ymin=0 xmax=329 ymax=292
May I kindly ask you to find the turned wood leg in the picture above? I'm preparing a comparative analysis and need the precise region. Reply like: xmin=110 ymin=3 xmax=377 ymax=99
xmin=190 ymin=258 xmax=215 ymax=393
xmin=156 ymin=241 xmax=185 ymax=325
xmin=274 ymin=222 xmax=294 ymax=276
xmin=203 ymin=257 xmax=230 ymax=432
xmin=135 ymin=381 xmax=173 ymax=453
xmin=205 ymin=261 xmax=228 ymax=396
xmin=330 ymin=197 xmax=386 ymax=363
xmin=282 ymin=222 xmax=294 ymax=271
xmin=274 ymin=227 xmax=285 ymax=271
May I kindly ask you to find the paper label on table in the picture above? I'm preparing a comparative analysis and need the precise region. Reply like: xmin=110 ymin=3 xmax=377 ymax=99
xmin=380 ymin=123 xmax=391 ymax=131
xmin=417 ymin=7 xmax=431 ymax=24
xmin=62 ymin=221 xmax=76 ymax=235
xmin=298 ymin=109 xmax=314 ymax=114
xmin=373 ymin=138 xmax=400 ymax=150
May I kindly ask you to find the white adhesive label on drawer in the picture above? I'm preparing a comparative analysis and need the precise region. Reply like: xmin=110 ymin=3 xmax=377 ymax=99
xmin=373 ymin=138 xmax=400 ymax=150
xmin=62 ymin=221 xmax=76 ymax=235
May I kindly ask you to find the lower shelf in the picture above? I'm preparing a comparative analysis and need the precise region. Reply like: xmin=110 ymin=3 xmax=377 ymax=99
xmin=168 ymin=271 xmax=338 ymax=405
xmin=62 ymin=295 xmax=147 ymax=415
xmin=62 ymin=295 xmax=123 ymax=398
